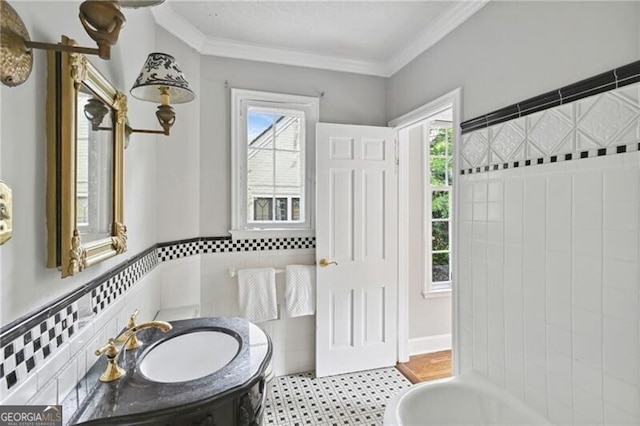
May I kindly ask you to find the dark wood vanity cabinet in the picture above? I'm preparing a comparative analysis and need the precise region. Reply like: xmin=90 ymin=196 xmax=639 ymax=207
xmin=131 ymin=379 xmax=267 ymax=426
xmin=66 ymin=318 xmax=272 ymax=426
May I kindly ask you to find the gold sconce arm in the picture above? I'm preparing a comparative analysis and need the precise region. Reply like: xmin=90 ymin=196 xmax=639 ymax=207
xmin=126 ymin=88 xmax=177 ymax=136
xmin=1 ymin=0 xmax=126 ymax=87
xmin=125 ymin=124 xmax=170 ymax=137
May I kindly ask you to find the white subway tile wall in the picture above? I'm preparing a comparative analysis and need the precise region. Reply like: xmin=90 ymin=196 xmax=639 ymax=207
xmin=459 ymin=149 xmax=640 ymax=424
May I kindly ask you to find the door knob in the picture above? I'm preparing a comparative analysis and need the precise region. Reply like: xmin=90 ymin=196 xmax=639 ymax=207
xmin=319 ymin=258 xmax=338 ymax=268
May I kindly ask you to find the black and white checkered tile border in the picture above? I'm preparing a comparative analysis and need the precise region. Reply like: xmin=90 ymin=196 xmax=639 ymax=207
xmin=460 ymin=142 xmax=639 ymax=176
xmin=0 ymin=251 xmax=156 ymax=393
xmin=201 ymin=236 xmax=316 ymax=254
xmin=264 ymin=368 xmax=411 ymax=426
xmin=157 ymin=239 xmax=200 ymax=262
xmin=158 ymin=236 xmax=316 ymax=261
xmin=90 ymin=250 xmax=158 ymax=316
xmin=0 ymin=234 xmax=314 ymax=395
xmin=0 ymin=303 xmax=79 ymax=392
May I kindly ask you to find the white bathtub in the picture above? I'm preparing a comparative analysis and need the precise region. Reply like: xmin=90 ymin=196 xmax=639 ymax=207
xmin=384 ymin=374 xmax=551 ymax=425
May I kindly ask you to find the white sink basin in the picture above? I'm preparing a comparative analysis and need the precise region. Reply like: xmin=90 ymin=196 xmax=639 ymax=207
xmin=139 ymin=330 xmax=239 ymax=383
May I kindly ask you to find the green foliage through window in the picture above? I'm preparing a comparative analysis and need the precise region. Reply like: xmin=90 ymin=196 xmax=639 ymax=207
xmin=428 ymin=124 xmax=453 ymax=285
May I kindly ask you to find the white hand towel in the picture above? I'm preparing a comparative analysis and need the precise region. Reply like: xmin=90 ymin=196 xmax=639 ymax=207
xmin=237 ymin=268 xmax=277 ymax=323
xmin=285 ymin=265 xmax=316 ymax=317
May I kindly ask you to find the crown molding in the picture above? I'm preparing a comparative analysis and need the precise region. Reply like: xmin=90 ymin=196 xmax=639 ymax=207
xmin=151 ymin=1 xmax=488 ymax=78
xmin=200 ymin=37 xmax=387 ymax=76
xmin=384 ymin=0 xmax=490 ymax=76
xmin=151 ymin=3 xmax=206 ymax=52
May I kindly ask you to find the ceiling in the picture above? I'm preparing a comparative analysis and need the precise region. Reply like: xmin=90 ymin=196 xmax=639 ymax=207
xmin=152 ymin=1 xmax=488 ymax=77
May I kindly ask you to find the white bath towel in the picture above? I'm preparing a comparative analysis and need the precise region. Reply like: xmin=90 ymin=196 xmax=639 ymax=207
xmin=237 ymin=268 xmax=277 ymax=323
xmin=285 ymin=265 xmax=316 ymax=317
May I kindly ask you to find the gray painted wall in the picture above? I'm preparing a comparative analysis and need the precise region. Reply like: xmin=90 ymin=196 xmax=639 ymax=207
xmin=154 ymin=28 xmax=202 ymax=243
xmin=387 ymin=0 xmax=640 ymax=344
xmin=198 ymin=55 xmax=387 ymax=236
xmin=0 ymin=2 xmax=158 ymax=324
xmin=387 ymin=1 xmax=640 ymax=122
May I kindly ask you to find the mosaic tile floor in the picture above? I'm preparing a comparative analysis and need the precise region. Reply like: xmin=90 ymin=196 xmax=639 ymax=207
xmin=263 ymin=367 xmax=411 ymax=426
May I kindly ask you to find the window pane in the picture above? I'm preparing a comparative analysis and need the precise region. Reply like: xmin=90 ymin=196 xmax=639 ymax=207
xmin=432 ymin=252 xmax=450 ymax=282
xmin=432 ymin=221 xmax=449 ymax=251
xmin=447 ymin=158 xmax=453 ymax=186
xmin=432 ymin=191 xmax=449 ymax=219
xmin=254 ymin=198 xmax=273 ymax=221
xmin=292 ymin=197 xmax=300 ymax=221
xmin=429 ymin=127 xmax=448 ymax=156
xmin=430 ymin=157 xmax=446 ymax=186
xmin=247 ymin=109 xmax=278 ymax=146
xmin=275 ymin=198 xmax=288 ymax=221
xmin=275 ymin=115 xmax=301 ymax=151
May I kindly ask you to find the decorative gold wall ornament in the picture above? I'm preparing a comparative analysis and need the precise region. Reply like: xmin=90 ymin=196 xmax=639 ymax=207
xmin=114 ymin=91 xmax=128 ymax=125
xmin=0 ymin=1 xmax=32 ymax=86
xmin=0 ymin=181 xmax=13 ymax=245
xmin=70 ymin=51 xmax=88 ymax=89
xmin=112 ymin=222 xmax=127 ymax=254
xmin=68 ymin=230 xmax=88 ymax=275
xmin=47 ymin=37 xmax=127 ymax=278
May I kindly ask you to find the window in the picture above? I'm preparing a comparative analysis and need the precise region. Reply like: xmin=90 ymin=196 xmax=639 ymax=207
xmin=231 ymin=89 xmax=319 ymax=238
xmin=426 ymin=122 xmax=453 ymax=294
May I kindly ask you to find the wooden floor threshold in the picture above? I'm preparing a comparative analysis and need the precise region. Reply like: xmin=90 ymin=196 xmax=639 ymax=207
xmin=396 ymin=350 xmax=452 ymax=384
xmin=396 ymin=362 xmax=421 ymax=384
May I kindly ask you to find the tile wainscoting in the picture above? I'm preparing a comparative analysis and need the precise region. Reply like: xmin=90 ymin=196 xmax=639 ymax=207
xmin=0 ymin=235 xmax=316 ymax=406
xmin=458 ymin=62 xmax=640 ymax=424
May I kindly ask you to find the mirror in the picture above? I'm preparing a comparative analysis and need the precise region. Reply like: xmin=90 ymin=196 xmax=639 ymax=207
xmin=46 ymin=36 xmax=127 ymax=278
xmin=77 ymin=89 xmax=114 ymax=243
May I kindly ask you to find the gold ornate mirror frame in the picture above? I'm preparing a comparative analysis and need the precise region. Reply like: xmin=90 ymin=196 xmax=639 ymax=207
xmin=46 ymin=36 xmax=127 ymax=278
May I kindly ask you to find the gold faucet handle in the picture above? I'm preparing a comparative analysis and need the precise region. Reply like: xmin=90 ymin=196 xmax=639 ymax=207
xmin=95 ymin=338 xmax=119 ymax=358
xmin=95 ymin=338 xmax=125 ymax=383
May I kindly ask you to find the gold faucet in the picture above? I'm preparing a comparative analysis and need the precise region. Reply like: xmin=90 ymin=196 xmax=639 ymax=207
xmin=95 ymin=311 xmax=172 ymax=382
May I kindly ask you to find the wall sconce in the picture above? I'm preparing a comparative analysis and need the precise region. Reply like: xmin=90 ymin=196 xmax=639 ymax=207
xmin=0 ymin=0 xmax=165 ymax=87
xmin=127 ymin=53 xmax=196 ymax=136
xmin=84 ymin=98 xmax=110 ymax=131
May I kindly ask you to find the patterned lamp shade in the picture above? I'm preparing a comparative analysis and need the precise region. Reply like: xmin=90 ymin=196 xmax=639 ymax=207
xmin=130 ymin=53 xmax=195 ymax=104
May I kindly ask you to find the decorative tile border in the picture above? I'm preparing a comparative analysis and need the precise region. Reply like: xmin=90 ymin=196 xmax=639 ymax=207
xmin=461 ymin=142 xmax=640 ymax=176
xmin=0 ymin=304 xmax=78 ymax=390
xmin=0 ymin=234 xmax=316 ymax=394
xmin=460 ymin=78 xmax=640 ymax=174
xmin=158 ymin=236 xmax=316 ymax=261
xmin=157 ymin=238 xmax=201 ymax=262
xmin=90 ymin=250 xmax=158 ymax=316
xmin=460 ymin=60 xmax=640 ymax=134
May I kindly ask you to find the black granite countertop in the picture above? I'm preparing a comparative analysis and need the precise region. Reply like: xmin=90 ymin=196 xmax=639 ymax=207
xmin=65 ymin=317 xmax=272 ymax=425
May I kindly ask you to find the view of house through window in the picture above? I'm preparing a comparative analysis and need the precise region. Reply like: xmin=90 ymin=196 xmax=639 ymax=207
xmin=428 ymin=121 xmax=453 ymax=292
xmin=247 ymin=108 xmax=304 ymax=224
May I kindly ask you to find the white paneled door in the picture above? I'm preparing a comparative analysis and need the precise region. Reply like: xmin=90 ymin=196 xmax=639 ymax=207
xmin=315 ymin=123 xmax=398 ymax=377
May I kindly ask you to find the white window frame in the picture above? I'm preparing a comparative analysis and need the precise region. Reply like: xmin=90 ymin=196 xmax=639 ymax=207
xmin=424 ymin=120 xmax=454 ymax=297
xmin=230 ymin=89 xmax=319 ymax=240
